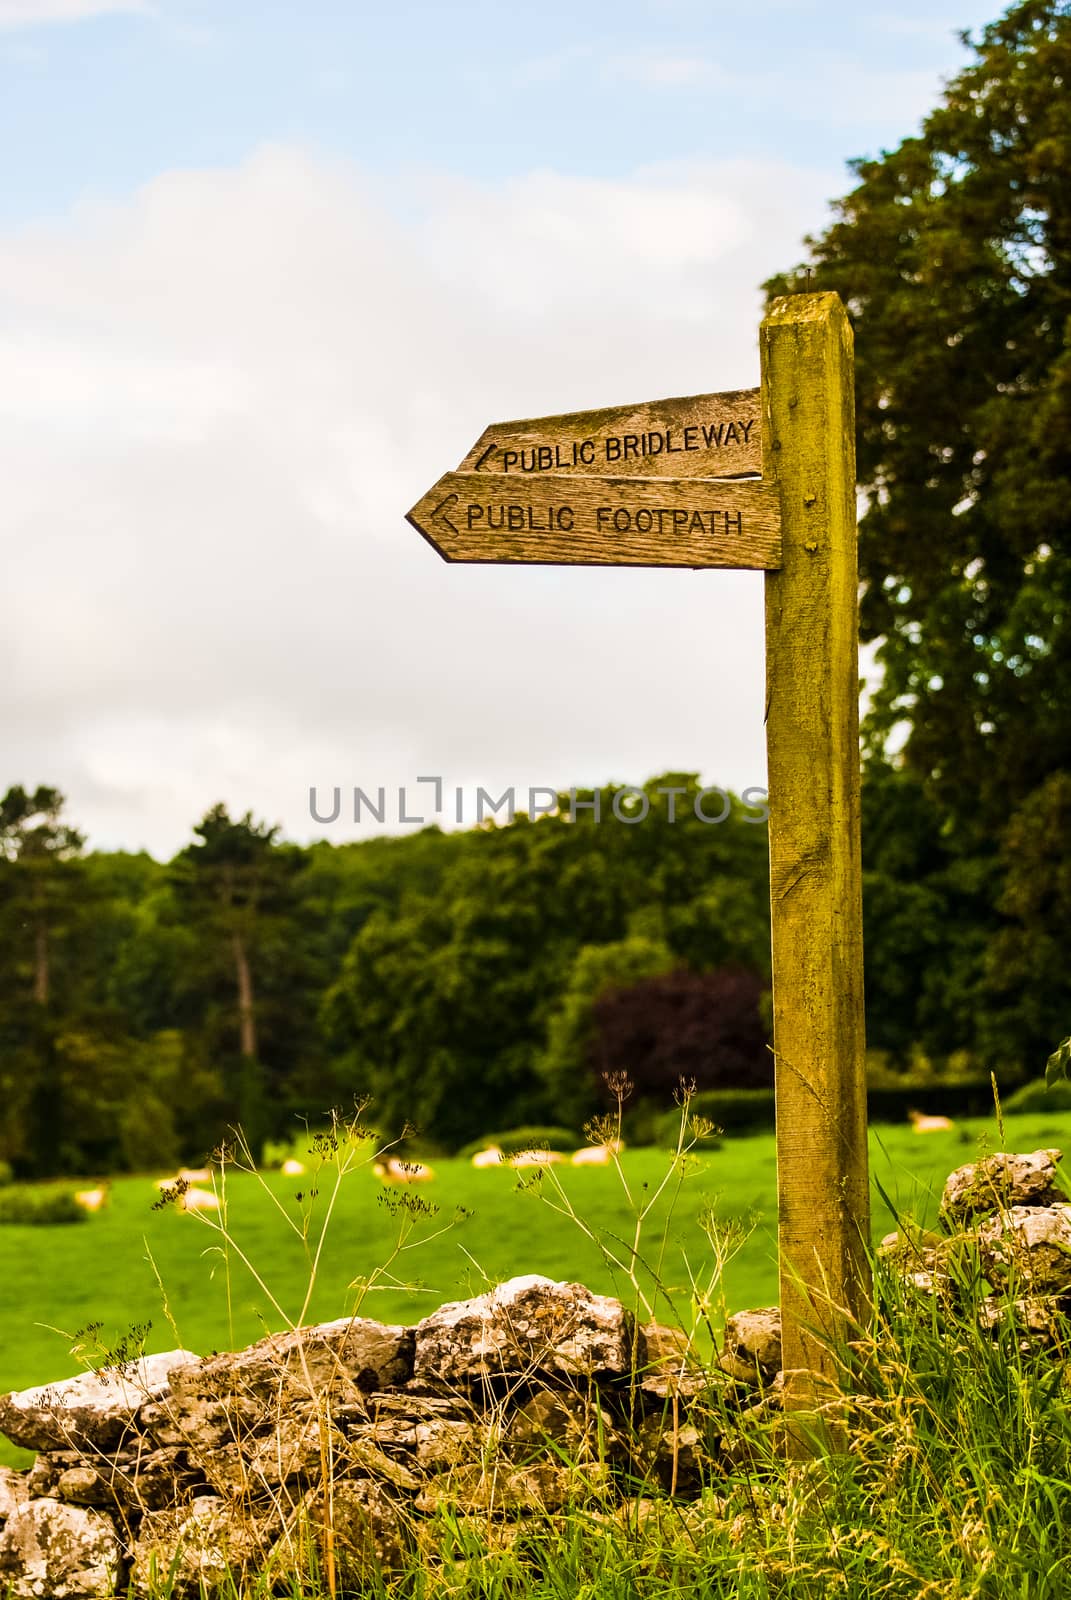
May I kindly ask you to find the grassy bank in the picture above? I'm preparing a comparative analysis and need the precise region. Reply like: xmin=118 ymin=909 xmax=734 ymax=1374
xmin=0 ymin=1110 xmax=1069 ymax=1462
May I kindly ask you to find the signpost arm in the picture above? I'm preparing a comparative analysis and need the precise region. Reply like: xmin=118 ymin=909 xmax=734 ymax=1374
xmin=760 ymin=292 xmax=870 ymax=1434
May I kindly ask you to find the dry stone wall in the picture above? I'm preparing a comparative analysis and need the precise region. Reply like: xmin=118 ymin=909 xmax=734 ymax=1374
xmin=0 ymin=1152 xmax=1068 ymax=1597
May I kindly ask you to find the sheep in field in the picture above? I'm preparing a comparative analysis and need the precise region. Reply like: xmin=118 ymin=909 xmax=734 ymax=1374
xmin=470 ymin=1146 xmax=504 ymax=1168
xmin=570 ymin=1138 xmax=625 ymax=1167
xmin=908 ymin=1109 xmax=954 ymax=1134
xmin=373 ymin=1157 xmax=435 ymax=1184
xmin=74 ymin=1186 xmax=108 ymax=1212
xmin=281 ymin=1158 xmax=306 ymax=1177
xmin=180 ymin=1186 xmax=220 ymax=1211
xmin=507 ymin=1148 xmax=564 ymax=1169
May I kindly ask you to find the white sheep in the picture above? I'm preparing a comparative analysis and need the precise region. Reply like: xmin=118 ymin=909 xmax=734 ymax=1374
xmin=281 ymin=1158 xmax=306 ymax=1177
xmin=470 ymin=1146 xmax=504 ymax=1168
xmin=569 ymin=1138 xmax=624 ymax=1166
xmin=507 ymin=1148 xmax=564 ymax=1169
xmin=73 ymin=1186 xmax=108 ymax=1212
xmin=373 ymin=1157 xmax=435 ymax=1184
xmin=908 ymin=1109 xmax=954 ymax=1134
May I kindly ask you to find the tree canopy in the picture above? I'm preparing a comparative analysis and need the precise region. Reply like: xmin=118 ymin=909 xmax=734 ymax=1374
xmin=768 ymin=0 xmax=1071 ymax=1071
xmin=768 ymin=0 xmax=1071 ymax=843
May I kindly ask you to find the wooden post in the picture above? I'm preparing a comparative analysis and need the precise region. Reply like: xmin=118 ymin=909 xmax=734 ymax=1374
xmin=760 ymin=293 xmax=870 ymax=1437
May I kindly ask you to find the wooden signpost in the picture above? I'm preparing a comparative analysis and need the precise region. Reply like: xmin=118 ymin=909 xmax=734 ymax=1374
xmin=405 ymin=293 xmax=870 ymax=1439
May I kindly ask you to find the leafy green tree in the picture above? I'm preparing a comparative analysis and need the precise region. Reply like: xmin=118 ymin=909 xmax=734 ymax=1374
xmin=590 ymin=966 xmax=772 ymax=1099
xmin=768 ymin=0 xmax=1071 ymax=843
xmin=859 ymin=762 xmax=994 ymax=1064
xmin=172 ymin=805 xmax=278 ymax=1061
xmin=323 ymin=782 xmax=773 ymax=1147
xmin=538 ymin=937 xmax=677 ymax=1129
xmin=767 ymin=1 xmax=1071 ymax=1076
xmin=0 ymin=787 xmax=89 ymax=1173
xmin=170 ymin=805 xmax=306 ymax=1149
xmin=0 ymin=785 xmax=84 ymax=1006
xmin=984 ymin=772 xmax=1071 ymax=1065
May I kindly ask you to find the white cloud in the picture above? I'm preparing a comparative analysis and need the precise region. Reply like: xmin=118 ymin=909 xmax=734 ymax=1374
xmin=0 ymin=146 xmax=839 ymax=855
xmin=0 ymin=0 xmax=147 ymax=26
xmin=603 ymin=53 xmax=727 ymax=88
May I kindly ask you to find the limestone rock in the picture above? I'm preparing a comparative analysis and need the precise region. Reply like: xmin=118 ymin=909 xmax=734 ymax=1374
xmin=412 ymin=1276 xmax=633 ymax=1385
xmin=166 ymin=1318 xmax=412 ymax=1421
xmin=635 ymin=1413 xmax=710 ymax=1496
xmin=0 ymin=1351 xmax=197 ymax=1453
xmin=637 ymin=1323 xmax=708 ymax=1400
xmin=414 ymin=1419 xmax=491 ymax=1472
xmin=978 ymin=1205 xmax=1071 ymax=1295
xmin=273 ymin=1479 xmax=409 ymax=1586
xmin=340 ymin=1431 xmax=421 ymax=1491
xmin=507 ymin=1388 xmax=616 ymax=1464
xmin=415 ymin=1459 xmax=609 ymax=1515
xmin=369 ymin=1390 xmax=471 ymax=1422
xmin=0 ymin=1497 xmax=121 ymax=1600
xmin=151 ymin=1318 xmax=413 ymax=1458
xmin=941 ymin=1149 xmax=1064 ymax=1226
xmin=32 ymin=1445 xmax=198 ymax=1514
xmin=979 ymin=1295 xmax=1070 ymax=1352
xmin=130 ymin=1494 xmax=268 ymax=1597
xmin=720 ymin=1308 xmax=781 ymax=1382
xmin=122 ymin=1447 xmax=202 ymax=1512
xmin=0 ymin=1467 xmax=28 ymax=1524
xmin=139 ymin=1394 xmax=232 ymax=1451
xmin=201 ymin=1409 xmax=345 ymax=1495
xmin=55 ymin=1466 xmax=114 ymax=1510
xmin=26 ymin=1455 xmax=68 ymax=1499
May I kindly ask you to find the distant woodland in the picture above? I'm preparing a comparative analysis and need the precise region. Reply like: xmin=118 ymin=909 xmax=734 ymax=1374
xmin=0 ymin=759 xmax=1062 ymax=1176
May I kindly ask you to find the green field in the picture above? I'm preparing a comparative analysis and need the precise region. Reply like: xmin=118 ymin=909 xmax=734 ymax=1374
xmin=1 ymin=1110 xmax=1069 ymax=1470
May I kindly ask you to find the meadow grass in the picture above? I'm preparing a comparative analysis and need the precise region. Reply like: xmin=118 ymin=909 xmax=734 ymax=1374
xmin=3 ymin=1108 xmax=1071 ymax=1595
xmin=1 ymin=1108 xmax=1069 ymax=1454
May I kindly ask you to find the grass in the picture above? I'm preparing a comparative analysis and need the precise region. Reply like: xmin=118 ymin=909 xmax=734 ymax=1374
xmin=4 ymin=1107 xmax=1071 ymax=1596
xmin=1 ymin=1110 xmax=1069 ymax=1442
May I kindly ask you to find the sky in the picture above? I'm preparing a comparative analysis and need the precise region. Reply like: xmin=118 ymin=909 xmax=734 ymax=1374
xmin=1 ymin=0 xmax=1004 ymax=857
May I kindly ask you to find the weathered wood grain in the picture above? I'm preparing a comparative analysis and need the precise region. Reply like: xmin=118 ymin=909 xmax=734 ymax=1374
xmin=456 ymin=388 xmax=761 ymax=480
xmin=406 ymin=471 xmax=780 ymax=568
xmin=761 ymin=293 xmax=870 ymax=1445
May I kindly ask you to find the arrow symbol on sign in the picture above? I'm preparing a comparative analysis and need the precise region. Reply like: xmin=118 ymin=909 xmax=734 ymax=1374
xmin=431 ymin=493 xmax=459 ymax=535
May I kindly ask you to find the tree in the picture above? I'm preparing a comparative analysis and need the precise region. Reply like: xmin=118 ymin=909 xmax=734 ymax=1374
xmin=538 ymin=937 xmax=677 ymax=1129
xmin=764 ymin=1 xmax=1071 ymax=1076
xmin=173 ymin=805 xmax=279 ymax=1060
xmin=170 ymin=805 xmax=303 ymax=1147
xmin=983 ymin=771 xmax=1071 ymax=1064
xmin=588 ymin=967 xmax=772 ymax=1101
xmin=322 ymin=781 xmax=773 ymax=1148
xmin=0 ymin=785 xmax=84 ymax=1006
xmin=767 ymin=0 xmax=1071 ymax=845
